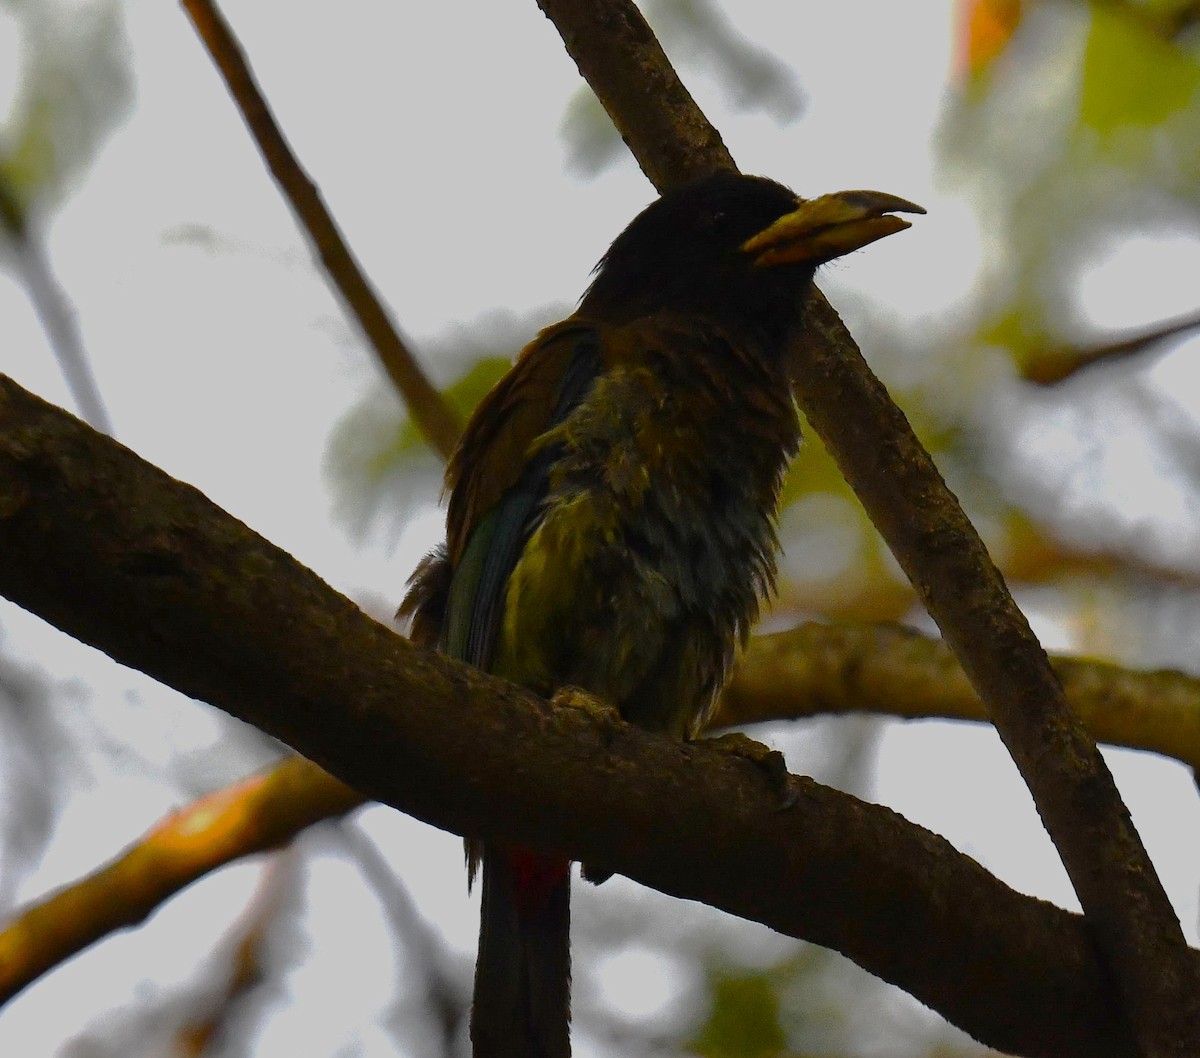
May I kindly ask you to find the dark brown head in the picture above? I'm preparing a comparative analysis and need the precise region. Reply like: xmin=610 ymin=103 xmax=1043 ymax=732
xmin=580 ymin=171 xmax=922 ymax=348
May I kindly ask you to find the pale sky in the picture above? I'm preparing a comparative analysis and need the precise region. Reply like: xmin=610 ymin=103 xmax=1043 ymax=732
xmin=2 ymin=1 xmax=1199 ymax=1054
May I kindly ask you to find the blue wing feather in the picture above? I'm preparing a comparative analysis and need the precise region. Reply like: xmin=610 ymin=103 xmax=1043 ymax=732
xmin=445 ymin=330 xmax=602 ymax=669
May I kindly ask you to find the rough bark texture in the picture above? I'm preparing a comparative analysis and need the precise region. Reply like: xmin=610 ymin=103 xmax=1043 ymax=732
xmin=0 ymin=372 xmax=1164 ymax=1058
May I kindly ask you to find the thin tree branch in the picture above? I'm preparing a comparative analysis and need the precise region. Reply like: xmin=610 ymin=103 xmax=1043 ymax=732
xmin=175 ymin=847 xmax=298 ymax=1056
xmin=723 ymin=621 xmax=1200 ymax=768
xmin=0 ymin=372 xmax=1170 ymax=1058
xmin=0 ymin=754 xmax=359 ymax=1005
xmin=0 ymin=176 xmax=113 ymax=435
xmin=337 ymin=825 xmax=465 ymax=1057
xmin=1023 ymin=309 xmax=1200 ymax=384
xmin=533 ymin=3 xmax=1199 ymax=1053
xmin=176 ymin=0 xmax=460 ymax=458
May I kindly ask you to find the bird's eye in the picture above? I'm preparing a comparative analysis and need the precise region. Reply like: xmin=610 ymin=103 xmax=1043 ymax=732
xmin=698 ymin=209 xmax=729 ymax=238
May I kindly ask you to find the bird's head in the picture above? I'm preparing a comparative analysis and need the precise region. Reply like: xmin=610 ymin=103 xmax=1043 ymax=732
xmin=580 ymin=172 xmax=923 ymax=348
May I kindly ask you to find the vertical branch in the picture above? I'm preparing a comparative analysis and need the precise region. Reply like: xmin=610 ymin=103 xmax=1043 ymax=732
xmin=177 ymin=0 xmax=461 ymax=458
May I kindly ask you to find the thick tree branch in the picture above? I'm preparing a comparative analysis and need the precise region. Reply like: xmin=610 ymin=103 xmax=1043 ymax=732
xmin=534 ymin=1 xmax=1199 ymax=1050
xmin=7 ymin=617 xmax=1200 ymax=1012
xmin=6 ymin=616 xmax=1200 ymax=1008
xmin=0 ymin=372 xmax=1168 ymax=1057
xmin=177 ymin=0 xmax=460 ymax=457
xmin=534 ymin=0 xmax=737 ymax=189
xmin=793 ymin=258 xmax=1198 ymax=1058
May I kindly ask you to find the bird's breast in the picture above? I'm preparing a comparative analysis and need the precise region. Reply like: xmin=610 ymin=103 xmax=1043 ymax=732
xmin=493 ymin=320 xmax=800 ymax=734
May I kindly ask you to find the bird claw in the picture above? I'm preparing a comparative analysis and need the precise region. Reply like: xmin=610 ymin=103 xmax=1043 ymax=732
xmin=550 ymin=685 xmax=623 ymax=745
xmin=553 ymin=687 xmax=625 ymax=884
xmin=704 ymin=731 xmax=797 ymax=809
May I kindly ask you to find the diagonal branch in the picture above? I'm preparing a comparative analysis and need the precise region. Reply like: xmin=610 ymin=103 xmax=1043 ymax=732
xmin=790 ymin=295 xmax=1198 ymax=1053
xmin=533 ymin=0 xmax=1199 ymax=1051
xmin=0 ymin=371 xmax=1168 ymax=1058
xmin=0 ymin=176 xmax=113 ymax=435
xmin=0 ymin=756 xmax=359 ymax=1006
xmin=533 ymin=0 xmax=737 ymax=188
xmin=1023 ymin=309 xmax=1200 ymax=385
xmin=177 ymin=0 xmax=460 ymax=457
xmin=5 ymin=615 xmax=1200 ymax=1013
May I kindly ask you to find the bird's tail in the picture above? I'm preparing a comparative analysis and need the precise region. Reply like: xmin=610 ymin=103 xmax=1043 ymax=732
xmin=471 ymin=846 xmax=571 ymax=1058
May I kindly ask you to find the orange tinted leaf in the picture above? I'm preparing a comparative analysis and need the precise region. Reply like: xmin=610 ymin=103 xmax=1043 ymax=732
xmin=956 ymin=0 xmax=1024 ymax=81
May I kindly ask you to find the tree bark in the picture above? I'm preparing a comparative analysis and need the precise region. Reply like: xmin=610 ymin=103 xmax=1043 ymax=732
xmin=0 ymin=372 xmax=1162 ymax=1058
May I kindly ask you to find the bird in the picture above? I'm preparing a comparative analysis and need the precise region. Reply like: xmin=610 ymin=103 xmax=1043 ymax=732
xmin=400 ymin=171 xmax=922 ymax=1058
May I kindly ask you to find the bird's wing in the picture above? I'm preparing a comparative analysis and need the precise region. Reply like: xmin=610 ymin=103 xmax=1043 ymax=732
xmin=407 ymin=320 xmax=602 ymax=667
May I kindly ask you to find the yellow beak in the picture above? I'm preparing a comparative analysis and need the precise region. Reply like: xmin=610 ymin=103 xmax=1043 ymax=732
xmin=741 ymin=190 xmax=925 ymax=268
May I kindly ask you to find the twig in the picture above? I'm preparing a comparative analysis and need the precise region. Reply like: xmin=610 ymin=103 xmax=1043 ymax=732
xmin=174 ymin=848 xmax=298 ymax=1056
xmin=338 ymin=825 xmax=465 ymax=1057
xmin=534 ymin=0 xmax=1199 ymax=1051
xmin=0 ymin=177 xmax=113 ymax=435
xmin=177 ymin=0 xmax=460 ymax=458
xmin=1024 ymin=309 xmax=1200 ymax=384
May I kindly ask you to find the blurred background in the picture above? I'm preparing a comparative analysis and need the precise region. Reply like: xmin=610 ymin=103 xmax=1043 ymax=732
xmin=2 ymin=0 xmax=1200 ymax=1054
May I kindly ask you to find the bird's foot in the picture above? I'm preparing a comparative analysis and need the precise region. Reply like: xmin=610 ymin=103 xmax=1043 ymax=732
xmin=703 ymin=731 xmax=797 ymax=809
xmin=553 ymin=688 xmax=622 ymax=885
xmin=550 ymin=685 xmax=624 ymax=746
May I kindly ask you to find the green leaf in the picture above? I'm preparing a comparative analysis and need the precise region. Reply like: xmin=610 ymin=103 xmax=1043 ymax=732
xmin=1080 ymin=5 xmax=1200 ymax=139
xmin=389 ymin=356 xmax=512 ymax=459
xmin=325 ymin=357 xmax=515 ymax=538
xmin=0 ymin=1 xmax=131 ymax=211
xmin=690 ymin=969 xmax=787 ymax=1058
